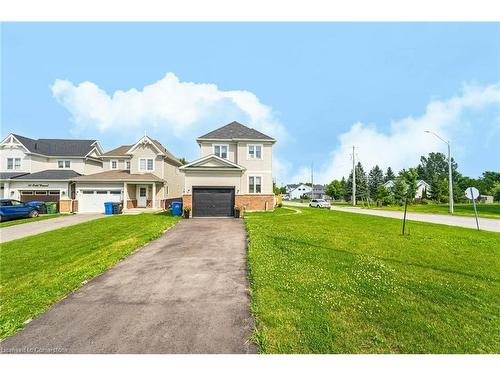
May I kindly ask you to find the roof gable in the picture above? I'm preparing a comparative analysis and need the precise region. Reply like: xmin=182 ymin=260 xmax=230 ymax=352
xmin=179 ymin=154 xmax=245 ymax=171
xmin=197 ymin=121 xmax=275 ymax=142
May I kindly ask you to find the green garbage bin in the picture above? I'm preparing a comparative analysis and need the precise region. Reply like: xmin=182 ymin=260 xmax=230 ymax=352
xmin=46 ymin=202 xmax=58 ymax=214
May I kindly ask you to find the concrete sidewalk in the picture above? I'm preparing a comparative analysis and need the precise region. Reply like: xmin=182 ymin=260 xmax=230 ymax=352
xmin=284 ymin=201 xmax=500 ymax=232
xmin=0 ymin=214 xmax=104 ymax=243
xmin=0 ymin=218 xmax=255 ymax=354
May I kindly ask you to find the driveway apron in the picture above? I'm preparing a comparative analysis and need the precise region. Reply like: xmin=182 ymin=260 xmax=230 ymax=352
xmin=0 ymin=219 xmax=256 ymax=353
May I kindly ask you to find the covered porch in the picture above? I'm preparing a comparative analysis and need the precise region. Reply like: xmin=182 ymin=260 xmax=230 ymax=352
xmin=123 ymin=181 xmax=165 ymax=210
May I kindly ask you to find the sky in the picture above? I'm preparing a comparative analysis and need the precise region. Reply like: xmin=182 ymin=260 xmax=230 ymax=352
xmin=1 ymin=22 xmax=499 ymax=184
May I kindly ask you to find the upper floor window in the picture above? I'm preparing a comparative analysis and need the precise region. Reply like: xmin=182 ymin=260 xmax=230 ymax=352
xmin=213 ymin=144 xmax=228 ymax=159
xmin=126 ymin=161 xmax=131 ymax=170
xmin=111 ymin=160 xmax=118 ymax=169
xmin=139 ymin=158 xmax=154 ymax=171
xmin=7 ymin=158 xmax=21 ymax=170
xmin=58 ymin=160 xmax=71 ymax=169
xmin=249 ymin=176 xmax=262 ymax=194
xmin=248 ymin=144 xmax=263 ymax=160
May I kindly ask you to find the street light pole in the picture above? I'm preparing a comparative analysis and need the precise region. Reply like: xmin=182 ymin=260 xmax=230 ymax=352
xmin=425 ymin=130 xmax=454 ymax=214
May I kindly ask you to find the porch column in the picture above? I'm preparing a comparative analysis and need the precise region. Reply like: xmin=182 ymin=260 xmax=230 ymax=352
xmin=152 ymin=182 xmax=156 ymax=209
xmin=123 ymin=182 xmax=128 ymax=210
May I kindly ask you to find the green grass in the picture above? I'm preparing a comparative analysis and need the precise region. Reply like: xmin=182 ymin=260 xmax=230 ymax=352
xmin=366 ymin=203 xmax=500 ymax=219
xmin=0 ymin=214 xmax=65 ymax=228
xmin=0 ymin=212 xmax=180 ymax=339
xmin=245 ymin=207 xmax=500 ymax=353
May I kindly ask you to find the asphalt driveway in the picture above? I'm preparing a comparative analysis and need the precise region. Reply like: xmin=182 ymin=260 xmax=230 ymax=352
xmin=0 ymin=218 xmax=255 ymax=354
xmin=0 ymin=214 xmax=104 ymax=243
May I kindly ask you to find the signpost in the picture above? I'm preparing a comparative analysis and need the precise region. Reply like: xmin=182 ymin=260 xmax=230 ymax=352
xmin=465 ymin=187 xmax=480 ymax=231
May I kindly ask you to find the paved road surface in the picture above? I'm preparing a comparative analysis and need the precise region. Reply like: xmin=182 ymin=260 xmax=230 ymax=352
xmin=0 ymin=214 xmax=104 ymax=243
xmin=0 ymin=218 xmax=255 ymax=354
xmin=284 ymin=202 xmax=500 ymax=232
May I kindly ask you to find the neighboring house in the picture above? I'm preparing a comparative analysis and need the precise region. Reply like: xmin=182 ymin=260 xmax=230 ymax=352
xmin=383 ymin=179 xmax=431 ymax=199
xmin=0 ymin=133 xmax=103 ymax=212
xmin=287 ymin=183 xmax=312 ymax=200
xmin=180 ymin=121 xmax=276 ymax=217
xmin=0 ymin=133 xmax=184 ymax=213
xmin=307 ymin=184 xmax=331 ymax=200
xmin=479 ymin=195 xmax=494 ymax=204
xmin=73 ymin=136 xmax=183 ymax=212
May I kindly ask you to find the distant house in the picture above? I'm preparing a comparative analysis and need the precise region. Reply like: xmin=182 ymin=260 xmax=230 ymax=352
xmin=307 ymin=184 xmax=331 ymax=200
xmin=479 ymin=195 xmax=494 ymax=204
xmin=286 ymin=183 xmax=312 ymax=199
xmin=383 ymin=179 xmax=431 ymax=199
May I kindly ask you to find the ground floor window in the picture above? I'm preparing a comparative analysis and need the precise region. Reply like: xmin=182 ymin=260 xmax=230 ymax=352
xmin=249 ymin=176 xmax=262 ymax=194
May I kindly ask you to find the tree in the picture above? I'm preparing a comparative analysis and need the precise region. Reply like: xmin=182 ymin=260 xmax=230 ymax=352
xmin=178 ymin=157 xmax=188 ymax=165
xmin=368 ymin=165 xmax=384 ymax=199
xmin=325 ymin=179 xmax=344 ymax=200
xmin=346 ymin=162 xmax=368 ymax=202
xmin=392 ymin=176 xmax=408 ymax=205
xmin=384 ymin=167 xmax=395 ymax=182
xmin=375 ymin=184 xmax=393 ymax=206
xmin=430 ymin=175 xmax=448 ymax=203
xmin=492 ymin=183 xmax=500 ymax=202
xmin=400 ymin=168 xmax=418 ymax=202
xmin=341 ymin=177 xmax=349 ymax=201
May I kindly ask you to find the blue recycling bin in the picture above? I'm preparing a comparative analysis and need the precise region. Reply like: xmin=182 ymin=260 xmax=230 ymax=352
xmin=104 ymin=202 xmax=114 ymax=215
xmin=171 ymin=201 xmax=183 ymax=216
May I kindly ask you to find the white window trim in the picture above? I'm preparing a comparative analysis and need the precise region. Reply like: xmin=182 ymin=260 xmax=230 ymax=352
xmin=110 ymin=159 xmax=119 ymax=169
xmin=7 ymin=157 xmax=21 ymax=170
xmin=139 ymin=157 xmax=155 ymax=172
xmin=212 ymin=144 xmax=229 ymax=159
xmin=57 ymin=160 xmax=71 ymax=169
xmin=248 ymin=174 xmax=263 ymax=194
xmin=247 ymin=144 xmax=263 ymax=160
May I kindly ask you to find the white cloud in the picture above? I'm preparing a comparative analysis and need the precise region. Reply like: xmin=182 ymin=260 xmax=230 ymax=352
xmin=51 ymin=72 xmax=287 ymax=141
xmin=294 ymin=82 xmax=500 ymax=184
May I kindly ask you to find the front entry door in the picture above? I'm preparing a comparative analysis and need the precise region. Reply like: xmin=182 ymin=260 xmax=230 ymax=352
xmin=137 ymin=185 xmax=148 ymax=207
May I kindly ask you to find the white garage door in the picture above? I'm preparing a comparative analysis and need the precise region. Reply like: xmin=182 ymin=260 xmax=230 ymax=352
xmin=79 ymin=190 xmax=122 ymax=213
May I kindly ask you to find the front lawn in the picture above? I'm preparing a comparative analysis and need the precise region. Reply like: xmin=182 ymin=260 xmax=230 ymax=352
xmin=0 ymin=214 xmax=64 ymax=228
xmin=0 ymin=212 xmax=180 ymax=339
xmin=367 ymin=203 xmax=500 ymax=219
xmin=245 ymin=207 xmax=500 ymax=353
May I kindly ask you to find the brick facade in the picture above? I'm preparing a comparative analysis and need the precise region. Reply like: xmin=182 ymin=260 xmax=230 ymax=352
xmin=72 ymin=200 xmax=78 ymax=212
xmin=235 ymin=194 xmax=275 ymax=212
xmin=59 ymin=200 xmax=72 ymax=213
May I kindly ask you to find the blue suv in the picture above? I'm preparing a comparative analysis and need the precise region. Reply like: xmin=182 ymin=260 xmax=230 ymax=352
xmin=0 ymin=199 xmax=40 ymax=222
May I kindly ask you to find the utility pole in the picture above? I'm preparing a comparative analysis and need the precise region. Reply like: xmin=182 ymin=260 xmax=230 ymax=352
xmin=352 ymin=145 xmax=356 ymax=206
xmin=311 ymin=162 xmax=314 ymax=200
xmin=425 ymin=131 xmax=454 ymax=213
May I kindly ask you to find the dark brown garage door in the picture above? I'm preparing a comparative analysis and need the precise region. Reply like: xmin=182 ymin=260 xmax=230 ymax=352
xmin=192 ymin=187 xmax=235 ymax=217
xmin=20 ymin=191 xmax=60 ymax=211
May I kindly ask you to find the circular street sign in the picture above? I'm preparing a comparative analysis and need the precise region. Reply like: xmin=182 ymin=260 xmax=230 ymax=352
xmin=465 ymin=187 xmax=480 ymax=200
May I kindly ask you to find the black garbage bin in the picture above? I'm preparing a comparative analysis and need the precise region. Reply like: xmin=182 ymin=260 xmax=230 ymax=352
xmin=111 ymin=202 xmax=123 ymax=214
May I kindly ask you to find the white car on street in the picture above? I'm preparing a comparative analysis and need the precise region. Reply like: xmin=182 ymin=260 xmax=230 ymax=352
xmin=309 ymin=199 xmax=331 ymax=209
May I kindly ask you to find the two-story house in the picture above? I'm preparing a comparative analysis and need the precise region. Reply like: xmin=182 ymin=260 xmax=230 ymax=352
xmin=179 ymin=121 xmax=276 ymax=217
xmin=0 ymin=133 xmax=184 ymax=213
xmin=0 ymin=133 xmax=103 ymax=212
xmin=72 ymin=135 xmax=184 ymax=212
xmin=287 ymin=183 xmax=312 ymax=200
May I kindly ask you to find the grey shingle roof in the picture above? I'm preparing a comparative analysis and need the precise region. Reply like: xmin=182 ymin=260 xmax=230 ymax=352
xmin=73 ymin=170 xmax=162 ymax=182
xmin=11 ymin=170 xmax=82 ymax=180
xmin=197 ymin=121 xmax=275 ymax=141
xmin=101 ymin=139 xmax=182 ymax=166
xmin=0 ymin=172 xmax=29 ymax=180
xmin=13 ymin=134 xmax=97 ymax=157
